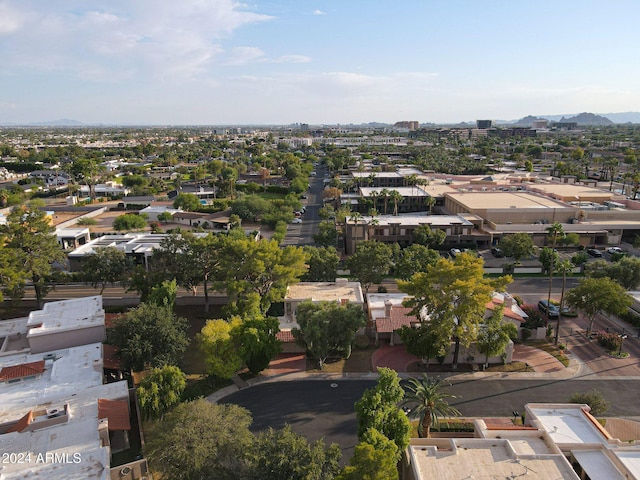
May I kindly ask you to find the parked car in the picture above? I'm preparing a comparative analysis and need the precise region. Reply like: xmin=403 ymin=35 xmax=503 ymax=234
xmin=560 ymin=306 xmax=578 ymax=317
xmin=606 ymin=246 xmax=625 ymax=255
xmin=538 ymin=300 xmax=560 ymax=319
xmin=449 ymin=248 xmax=461 ymax=258
xmin=291 ymin=218 xmax=302 ymax=224
xmin=587 ymin=248 xmax=603 ymax=257
xmin=491 ymin=247 xmax=504 ymax=258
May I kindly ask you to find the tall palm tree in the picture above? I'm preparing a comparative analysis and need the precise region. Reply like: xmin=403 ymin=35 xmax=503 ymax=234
xmin=402 ymin=375 xmax=461 ymax=438
xmin=545 ymin=223 xmax=565 ymax=324
xmin=555 ymin=259 xmax=574 ymax=345
xmin=425 ymin=196 xmax=436 ymax=215
xmin=349 ymin=211 xmax=363 ymax=252
xmin=390 ymin=190 xmax=403 ymax=216
xmin=380 ymin=188 xmax=390 ymax=215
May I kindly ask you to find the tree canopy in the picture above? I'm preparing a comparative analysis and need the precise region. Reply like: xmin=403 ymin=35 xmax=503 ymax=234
xmin=499 ymin=233 xmax=536 ymax=262
xmin=80 ymin=246 xmax=132 ymax=294
xmin=113 ymin=212 xmax=148 ymax=231
xmin=402 ymin=375 xmax=460 ymax=438
xmin=303 ymin=246 xmax=339 ymax=282
xmin=355 ymin=367 xmax=411 ymax=453
xmin=565 ymin=277 xmax=632 ymax=333
xmin=137 ymin=365 xmax=187 ymax=419
xmin=108 ymin=302 xmax=189 ymax=371
xmin=0 ymin=205 xmax=65 ymax=306
xmin=292 ymin=301 xmax=366 ymax=368
xmin=398 ymin=255 xmax=511 ymax=368
xmin=476 ymin=305 xmax=517 ymax=368
xmin=346 ymin=241 xmax=393 ymax=293
xmin=147 ymin=399 xmax=254 ymax=480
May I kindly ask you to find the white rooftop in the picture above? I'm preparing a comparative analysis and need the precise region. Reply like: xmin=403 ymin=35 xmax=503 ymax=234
xmin=27 ymin=296 xmax=105 ymax=337
xmin=285 ymin=280 xmax=364 ymax=304
xmin=527 ymin=404 xmax=607 ymax=445
xmin=346 ymin=213 xmax=473 ymax=227
xmin=360 ymin=186 xmax=431 ymax=197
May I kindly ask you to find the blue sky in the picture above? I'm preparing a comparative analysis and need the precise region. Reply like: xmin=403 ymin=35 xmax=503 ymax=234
xmin=1 ymin=0 xmax=639 ymax=125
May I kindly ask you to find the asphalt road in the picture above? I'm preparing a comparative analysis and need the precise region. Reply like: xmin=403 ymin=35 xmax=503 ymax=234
xmin=280 ymin=165 xmax=327 ymax=247
xmin=221 ymin=377 xmax=640 ymax=462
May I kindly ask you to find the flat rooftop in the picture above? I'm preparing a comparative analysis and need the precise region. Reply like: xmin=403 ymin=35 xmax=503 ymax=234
xmin=27 ymin=296 xmax=105 ymax=336
xmin=530 ymin=182 xmax=616 ymax=200
xmin=360 ymin=186 xmax=431 ymax=197
xmin=527 ymin=405 xmax=607 ymax=445
xmin=285 ymin=281 xmax=364 ymax=304
xmin=407 ymin=438 xmax=578 ymax=480
xmin=446 ymin=191 xmax=570 ymax=210
xmin=346 ymin=213 xmax=473 ymax=227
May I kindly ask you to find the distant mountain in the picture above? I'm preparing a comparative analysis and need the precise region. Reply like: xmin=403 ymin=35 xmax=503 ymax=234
xmin=0 ymin=118 xmax=84 ymax=127
xmin=599 ymin=112 xmax=640 ymax=124
xmin=558 ymin=112 xmax=613 ymax=125
xmin=30 ymin=119 xmax=84 ymax=126
xmin=511 ymin=115 xmax=547 ymax=127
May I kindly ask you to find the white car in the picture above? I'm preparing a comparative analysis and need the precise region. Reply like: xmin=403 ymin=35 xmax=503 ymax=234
xmin=291 ymin=218 xmax=302 ymax=224
xmin=606 ymin=246 xmax=625 ymax=255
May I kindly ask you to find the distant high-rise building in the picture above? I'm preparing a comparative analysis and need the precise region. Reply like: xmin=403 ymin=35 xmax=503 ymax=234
xmin=532 ymin=120 xmax=549 ymax=129
xmin=394 ymin=121 xmax=420 ymax=131
xmin=476 ymin=120 xmax=493 ymax=129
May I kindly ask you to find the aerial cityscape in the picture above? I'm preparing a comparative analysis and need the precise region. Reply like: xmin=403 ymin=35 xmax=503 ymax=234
xmin=3 ymin=1 xmax=640 ymax=480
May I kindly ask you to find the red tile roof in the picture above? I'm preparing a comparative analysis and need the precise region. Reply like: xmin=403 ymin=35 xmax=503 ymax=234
xmin=7 ymin=411 xmax=33 ymax=433
xmin=376 ymin=307 xmax=416 ymax=333
xmin=98 ymin=399 xmax=131 ymax=431
xmin=102 ymin=344 xmax=124 ymax=370
xmin=276 ymin=330 xmax=296 ymax=343
xmin=0 ymin=360 xmax=45 ymax=382
xmin=486 ymin=302 xmax=525 ymax=322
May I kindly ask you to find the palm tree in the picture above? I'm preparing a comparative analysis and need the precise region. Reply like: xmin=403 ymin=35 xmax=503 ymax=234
xmin=555 ymin=259 xmax=574 ymax=345
xmin=380 ymin=188 xmax=390 ymax=215
xmin=349 ymin=211 xmax=363 ymax=252
xmin=425 ymin=195 xmax=436 ymax=215
xmin=367 ymin=215 xmax=379 ymax=241
xmin=545 ymin=223 xmax=565 ymax=324
xmin=402 ymin=375 xmax=461 ymax=438
xmin=390 ymin=190 xmax=403 ymax=216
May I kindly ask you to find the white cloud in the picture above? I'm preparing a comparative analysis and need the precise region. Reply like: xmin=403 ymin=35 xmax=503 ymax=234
xmin=312 ymin=10 xmax=326 ymax=15
xmin=0 ymin=2 xmax=24 ymax=36
xmin=270 ymin=55 xmax=311 ymax=64
xmin=0 ymin=0 xmax=274 ymax=79
xmin=224 ymin=47 xmax=266 ymax=66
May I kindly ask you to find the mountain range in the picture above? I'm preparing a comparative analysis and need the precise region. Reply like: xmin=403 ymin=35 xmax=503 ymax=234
xmin=1 ymin=112 xmax=640 ymax=127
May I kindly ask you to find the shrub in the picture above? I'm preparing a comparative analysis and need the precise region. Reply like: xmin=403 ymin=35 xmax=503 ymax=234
xmin=595 ymin=331 xmax=622 ymax=351
xmin=568 ymin=389 xmax=610 ymax=416
xmin=512 ymin=295 xmax=524 ymax=307
xmin=521 ymin=328 xmax=532 ymax=341
xmin=266 ymin=185 xmax=290 ymax=195
xmin=354 ymin=334 xmax=370 ymax=349
xmin=76 ymin=217 xmax=98 ymax=226
xmin=377 ymin=285 xmax=388 ymax=293
xmin=521 ymin=305 xmax=546 ymax=329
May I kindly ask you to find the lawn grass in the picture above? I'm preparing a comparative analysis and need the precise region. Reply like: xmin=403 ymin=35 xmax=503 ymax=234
xmin=306 ymin=346 xmax=376 ymax=373
xmin=526 ymin=340 xmax=570 ymax=367
xmin=485 ymin=361 xmax=535 ymax=373
xmin=255 ymin=191 xmax=287 ymax=200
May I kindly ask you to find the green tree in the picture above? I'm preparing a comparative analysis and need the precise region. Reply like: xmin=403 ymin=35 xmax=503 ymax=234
xmin=231 ymin=194 xmax=272 ymax=221
xmin=538 ymin=247 xmax=560 ymax=275
xmin=1 ymin=206 xmax=65 ymax=307
xmin=157 ymin=211 xmax=174 ymax=223
xmin=218 ymin=237 xmax=307 ymax=314
xmin=313 ymin=220 xmax=338 ymax=247
xmin=394 ymin=244 xmax=441 ymax=280
xmin=591 ymin=256 xmax=640 ymax=290
xmin=247 ymin=425 xmax=342 ymax=480
xmin=412 ymin=224 xmax=446 ymax=248
xmin=346 ymin=241 xmax=393 ymax=294
xmin=499 ymin=232 xmax=536 ymax=262
xmin=147 ymin=279 xmax=178 ymax=308
xmin=65 ymin=157 xmax=104 ymax=200
xmin=476 ymin=305 xmax=517 ymax=368
xmin=565 ymin=277 xmax=632 ymax=334
xmin=137 ymin=365 xmax=186 ymax=419
xmin=303 ymin=246 xmax=340 ymax=281
xmin=80 ymin=246 xmax=132 ymax=294
xmin=198 ymin=317 xmax=244 ymax=379
xmin=236 ymin=315 xmax=282 ymax=375
xmin=399 ymin=255 xmax=511 ymax=369
xmin=147 ymin=399 xmax=253 ymax=480
xmin=336 ymin=430 xmax=399 ymax=480
xmin=113 ymin=213 xmax=148 ymax=231
xmin=355 ymin=367 xmax=411 ymax=452
xmin=402 ymin=375 xmax=460 ymax=438
xmin=108 ymin=303 xmax=189 ymax=371
xmin=399 ymin=323 xmax=448 ymax=370
xmin=0 ymin=231 xmax=27 ymax=304
xmin=293 ymin=301 xmax=366 ymax=368
xmin=544 ymin=223 xmax=565 ymax=324
xmin=568 ymin=389 xmax=610 ymax=416
xmin=555 ymin=260 xmax=574 ymax=344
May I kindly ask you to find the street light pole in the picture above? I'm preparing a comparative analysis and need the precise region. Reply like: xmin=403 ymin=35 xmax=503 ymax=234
xmin=619 ymin=334 xmax=628 ymax=356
